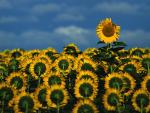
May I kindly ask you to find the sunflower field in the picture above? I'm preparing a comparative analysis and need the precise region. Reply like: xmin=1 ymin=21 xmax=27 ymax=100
xmin=0 ymin=18 xmax=150 ymax=113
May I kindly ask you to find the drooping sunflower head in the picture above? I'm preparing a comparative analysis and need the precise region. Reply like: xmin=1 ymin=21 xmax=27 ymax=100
xmin=104 ymin=72 xmax=124 ymax=91
xmin=63 ymin=43 xmax=80 ymax=56
xmin=122 ymin=73 xmax=136 ymax=96
xmin=129 ymin=48 xmax=145 ymax=57
xmin=72 ymin=99 xmax=99 ymax=113
xmin=0 ymin=83 xmax=16 ymax=103
xmin=103 ymin=89 xmax=123 ymax=111
xmin=43 ymin=72 xmax=65 ymax=87
xmin=46 ymin=85 xmax=69 ymax=108
xmin=35 ymin=85 xmax=47 ymax=107
xmin=96 ymin=18 xmax=120 ymax=43
xmin=141 ymin=75 xmax=150 ymax=93
xmin=132 ymin=89 xmax=150 ymax=112
xmin=10 ymin=48 xmax=25 ymax=58
xmin=74 ymin=79 xmax=98 ymax=100
xmin=76 ymin=70 xmax=98 ymax=84
xmin=6 ymin=72 xmax=26 ymax=91
xmin=8 ymin=58 xmax=20 ymax=72
xmin=120 ymin=60 xmax=144 ymax=75
xmin=54 ymin=54 xmax=75 ymax=75
xmin=12 ymin=92 xmax=41 ymax=113
xmin=41 ymin=47 xmax=58 ymax=61
xmin=30 ymin=58 xmax=50 ymax=79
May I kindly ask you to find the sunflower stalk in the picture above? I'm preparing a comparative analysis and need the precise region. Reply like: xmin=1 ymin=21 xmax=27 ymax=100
xmin=57 ymin=103 xmax=60 ymax=113
xmin=38 ymin=67 xmax=42 ymax=86
xmin=140 ymin=99 xmax=144 ymax=113
xmin=25 ymin=102 xmax=29 ymax=113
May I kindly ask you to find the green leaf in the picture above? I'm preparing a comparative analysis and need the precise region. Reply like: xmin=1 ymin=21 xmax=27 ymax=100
xmin=113 ymin=41 xmax=127 ymax=46
xmin=111 ymin=47 xmax=125 ymax=51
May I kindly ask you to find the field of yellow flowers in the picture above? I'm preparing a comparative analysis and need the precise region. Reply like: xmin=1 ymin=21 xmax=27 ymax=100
xmin=0 ymin=18 xmax=150 ymax=113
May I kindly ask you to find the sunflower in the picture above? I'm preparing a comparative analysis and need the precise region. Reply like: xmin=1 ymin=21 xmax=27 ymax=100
xmin=119 ymin=60 xmax=144 ymax=75
xmin=73 ymin=54 xmax=92 ymax=70
xmin=141 ymin=75 xmax=150 ymax=93
xmin=103 ymin=89 xmax=123 ymax=111
xmin=10 ymin=92 xmax=41 ymax=113
xmin=30 ymin=58 xmax=50 ymax=79
xmin=46 ymin=85 xmax=69 ymax=108
xmin=63 ymin=43 xmax=80 ymax=56
xmin=54 ymin=54 xmax=75 ymax=75
xmin=0 ymin=83 xmax=16 ymax=103
xmin=35 ymin=53 xmax=52 ymax=64
xmin=43 ymin=71 xmax=66 ymax=88
xmin=83 ymin=48 xmax=98 ymax=57
xmin=72 ymin=99 xmax=99 ymax=113
xmin=96 ymin=18 xmax=120 ymax=43
xmin=121 ymin=73 xmax=136 ymax=96
xmin=77 ymin=58 xmax=97 ymax=72
xmin=74 ymin=79 xmax=98 ymax=100
xmin=27 ymin=49 xmax=41 ymax=57
xmin=132 ymin=89 xmax=150 ymax=112
xmin=76 ymin=70 xmax=98 ymax=84
xmin=10 ymin=48 xmax=25 ymax=59
xmin=104 ymin=72 xmax=124 ymax=91
xmin=41 ymin=47 xmax=58 ymax=61
xmin=34 ymin=84 xmax=47 ymax=108
xmin=8 ymin=58 xmax=21 ymax=72
xmin=129 ymin=48 xmax=145 ymax=57
xmin=6 ymin=72 xmax=26 ymax=91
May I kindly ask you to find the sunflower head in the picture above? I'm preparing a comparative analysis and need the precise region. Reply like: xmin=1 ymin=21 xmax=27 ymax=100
xmin=103 ymin=89 xmax=123 ymax=111
xmin=74 ymin=79 xmax=98 ymax=100
xmin=105 ymin=72 xmax=124 ymax=91
xmin=129 ymin=48 xmax=144 ymax=57
xmin=141 ymin=54 xmax=150 ymax=74
xmin=10 ymin=48 xmax=25 ymax=58
xmin=72 ymin=99 xmax=99 ymax=113
xmin=132 ymin=89 xmax=150 ymax=112
xmin=96 ymin=18 xmax=120 ymax=43
xmin=141 ymin=75 xmax=150 ymax=93
xmin=0 ymin=65 xmax=9 ymax=82
xmin=46 ymin=85 xmax=69 ymax=108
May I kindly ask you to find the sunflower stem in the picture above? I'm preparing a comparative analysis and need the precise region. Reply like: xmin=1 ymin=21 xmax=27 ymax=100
xmin=140 ymin=99 xmax=144 ymax=113
xmin=57 ymin=103 xmax=60 ymax=113
xmin=25 ymin=102 xmax=29 ymax=113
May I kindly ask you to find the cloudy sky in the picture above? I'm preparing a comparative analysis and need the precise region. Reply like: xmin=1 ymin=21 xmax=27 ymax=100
xmin=0 ymin=0 xmax=150 ymax=52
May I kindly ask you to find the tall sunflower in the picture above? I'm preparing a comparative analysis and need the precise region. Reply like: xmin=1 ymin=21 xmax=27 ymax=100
xmin=46 ymin=85 xmax=69 ymax=108
xmin=74 ymin=79 xmax=98 ymax=100
xmin=96 ymin=18 xmax=120 ymax=43
xmin=103 ymin=89 xmax=123 ymax=111
xmin=72 ymin=99 xmax=99 ymax=113
xmin=132 ymin=89 xmax=150 ymax=113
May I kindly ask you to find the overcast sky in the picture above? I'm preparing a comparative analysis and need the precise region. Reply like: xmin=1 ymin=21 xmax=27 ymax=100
xmin=0 ymin=0 xmax=150 ymax=52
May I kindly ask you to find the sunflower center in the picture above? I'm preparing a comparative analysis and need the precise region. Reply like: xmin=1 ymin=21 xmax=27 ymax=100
xmin=78 ymin=104 xmax=94 ymax=113
xmin=50 ymin=89 xmax=64 ymax=104
xmin=109 ymin=77 xmax=123 ymax=90
xmin=132 ymin=49 xmax=143 ymax=57
xmin=19 ymin=96 xmax=34 ymax=112
xmin=10 ymin=77 xmax=23 ymax=89
xmin=79 ymin=83 xmax=93 ymax=98
xmin=108 ymin=93 xmax=119 ymax=106
xmin=34 ymin=62 xmax=46 ymax=76
xmin=102 ymin=24 xmax=115 ymax=37
xmin=11 ymin=51 xmax=22 ymax=58
xmin=58 ymin=60 xmax=69 ymax=70
xmin=46 ymin=51 xmax=56 ymax=61
xmin=48 ymin=76 xmax=62 ymax=86
xmin=136 ymin=94 xmax=149 ymax=108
